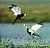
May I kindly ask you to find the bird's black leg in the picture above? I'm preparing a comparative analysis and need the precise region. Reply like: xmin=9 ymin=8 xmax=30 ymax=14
xmin=13 ymin=18 xmax=17 ymax=24
xmin=19 ymin=18 xmax=24 ymax=23
xmin=13 ymin=16 xmax=18 ymax=25
xmin=33 ymin=33 xmax=42 ymax=38
xmin=33 ymin=33 xmax=43 ymax=42
xmin=19 ymin=18 xmax=21 ymax=20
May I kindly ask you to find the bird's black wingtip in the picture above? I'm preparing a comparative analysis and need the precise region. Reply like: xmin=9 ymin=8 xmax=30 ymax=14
xmin=37 ymin=22 xmax=43 ymax=25
xmin=9 ymin=7 xmax=13 ymax=10
xmin=11 ymin=4 xmax=17 ymax=7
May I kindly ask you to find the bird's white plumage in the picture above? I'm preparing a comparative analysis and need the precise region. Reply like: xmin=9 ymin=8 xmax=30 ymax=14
xmin=31 ymin=24 xmax=42 ymax=32
xmin=11 ymin=6 xmax=21 ymax=16
xmin=24 ymin=23 xmax=43 ymax=35
xmin=28 ymin=29 xmax=33 ymax=35
xmin=24 ymin=24 xmax=25 ymax=26
xmin=24 ymin=23 xmax=42 ymax=33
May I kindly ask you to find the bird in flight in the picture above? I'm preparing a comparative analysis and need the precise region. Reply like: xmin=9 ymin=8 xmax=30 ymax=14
xmin=9 ymin=4 xmax=26 ymax=24
xmin=24 ymin=22 xmax=43 ymax=38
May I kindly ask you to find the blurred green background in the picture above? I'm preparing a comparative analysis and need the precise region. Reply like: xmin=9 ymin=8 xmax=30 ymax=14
xmin=0 ymin=0 xmax=50 ymax=23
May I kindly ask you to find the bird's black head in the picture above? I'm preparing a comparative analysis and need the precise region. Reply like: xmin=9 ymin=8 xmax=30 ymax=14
xmin=37 ymin=22 xmax=43 ymax=25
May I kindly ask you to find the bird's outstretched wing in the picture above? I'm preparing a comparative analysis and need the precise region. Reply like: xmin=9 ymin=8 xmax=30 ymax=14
xmin=31 ymin=23 xmax=43 ymax=32
xmin=9 ymin=4 xmax=21 ymax=16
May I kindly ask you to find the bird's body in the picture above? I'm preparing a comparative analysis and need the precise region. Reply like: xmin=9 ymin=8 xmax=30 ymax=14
xmin=9 ymin=4 xmax=26 ymax=24
xmin=24 ymin=22 xmax=43 ymax=38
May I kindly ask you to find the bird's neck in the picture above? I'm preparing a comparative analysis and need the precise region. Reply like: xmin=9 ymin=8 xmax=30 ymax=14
xmin=27 ymin=29 xmax=29 ymax=32
xmin=27 ymin=29 xmax=31 ymax=35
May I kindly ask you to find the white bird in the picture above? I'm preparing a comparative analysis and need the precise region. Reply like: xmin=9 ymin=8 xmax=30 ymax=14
xmin=24 ymin=22 xmax=43 ymax=38
xmin=9 ymin=4 xmax=26 ymax=24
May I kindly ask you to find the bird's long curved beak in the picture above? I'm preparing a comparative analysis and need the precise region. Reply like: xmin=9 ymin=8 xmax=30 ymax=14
xmin=24 ymin=24 xmax=28 ymax=29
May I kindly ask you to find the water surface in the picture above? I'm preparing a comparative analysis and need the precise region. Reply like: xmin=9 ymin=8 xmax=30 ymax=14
xmin=0 ymin=23 xmax=50 ymax=46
